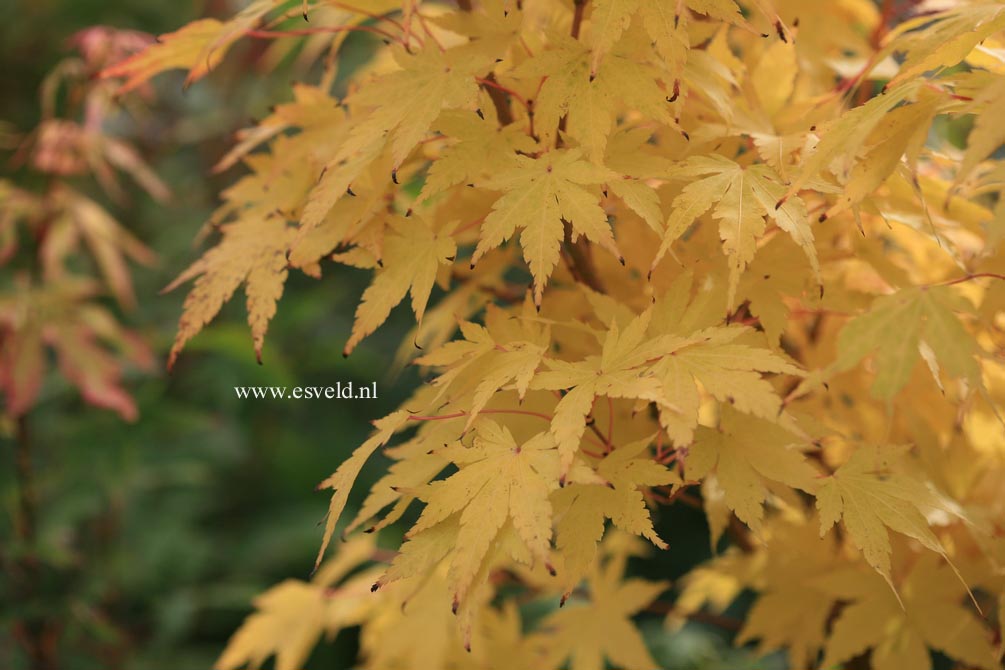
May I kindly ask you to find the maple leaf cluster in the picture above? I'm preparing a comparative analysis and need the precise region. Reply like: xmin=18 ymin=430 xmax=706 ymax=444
xmin=1 ymin=31 xmax=161 ymax=421
xmin=102 ymin=0 xmax=1005 ymax=669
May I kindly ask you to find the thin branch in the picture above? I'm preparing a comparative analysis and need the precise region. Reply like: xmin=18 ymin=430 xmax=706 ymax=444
xmin=551 ymin=0 xmax=608 ymax=295
xmin=928 ymin=272 xmax=1005 ymax=288
xmin=570 ymin=0 xmax=587 ymax=39
xmin=407 ymin=408 xmax=553 ymax=422
xmin=454 ymin=216 xmax=486 ymax=236
xmin=449 ymin=266 xmax=526 ymax=304
xmin=415 ymin=12 xmax=446 ymax=51
xmin=585 ymin=414 xmax=609 ymax=447
xmin=870 ymin=0 xmax=897 ymax=48
xmin=475 ymin=76 xmax=531 ymax=113
xmin=644 ymin=600 xmax=743 ymax=632
xmin=244 ymin=24 xmax=404 ymax=44
xmin=727 ymin=515 xmax=756 ymax=553
xmin=561 ymin=223 xmax=607 ymax=293
xmin=11 ymin=415 xmax=59 ymax=670
xmin=456 ymin=0 xmax=519 ymax=128
xmin=478 ymin=74 xmax=517 ymax=126
xmin=14 ymin=416 xmax=35 ymax=545
xmin=605 ymin=396 xmax=614 ymax=451
xmin=406 ymin=407 xmax=609 ymax=451
xmin=328 ymin=1 xmax=405 ymax=30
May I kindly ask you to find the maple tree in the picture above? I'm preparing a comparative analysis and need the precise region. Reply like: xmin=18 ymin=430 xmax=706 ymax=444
xmin=95 ymin=0 xmax=1005 ymax=668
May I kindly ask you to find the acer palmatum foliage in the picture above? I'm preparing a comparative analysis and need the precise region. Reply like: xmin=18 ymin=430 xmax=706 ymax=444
xmin=105 ymin=1 xmax=1005 ymax=669
xmin=1 ymin=29 xmax=161 ymax=422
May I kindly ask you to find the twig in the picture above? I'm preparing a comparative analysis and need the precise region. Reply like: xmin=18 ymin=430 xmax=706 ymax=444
xmin=561 ymin=222 xmax=607 ymax=293
xmin=244 ymin=25 xmax=404 ymax=45
xmin=11 ymin=416 xmax=59 ymax=670
xmin=605 ymin=396 xmax=614 ymax=450
xmin=727 ymin=515 xmax=756 ymax=553
xmin=475 ymin=76 xmax=530 ymax=114
xmin=14 ymin=416 xmax=35 ymax=546
xmin=406 ymin=407 xmax=610 ymax=450
xmin=551 ymin=0 xmax=608 ymax=295
xmin=927 ymin=272 xmax=1005 ymax=288
xmin=415 ymin=12 xmax=446 ymax=51
xmin=644 ymin=600 xmax=743 ymax=632
xmin=570 ymin=0 xmax=587 ymax=39
xmin=407 ymin=408 xmax=553 ymax=422
xmin=328 ymin=1 xmax=405 ymax=30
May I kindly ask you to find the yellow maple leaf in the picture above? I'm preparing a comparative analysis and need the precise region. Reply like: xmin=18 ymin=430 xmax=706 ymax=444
xmin=101 ymin=0 xmax=275 ymax=91
xmin=651 ymin=155 xmax=819 ymax=305
xmin=646 ymin=318 xmax=803 ymax=446
xmin=958 ymin=76 xmax=1005 ymax=183
xmin=735 ymin=518 xmax=859 ymax=669
xmin=300 ymin=45 xmax=484 ymax=231
xmin=101 ymin=19 xmax=236 ymax=91
xmin=816 ymin=444 xmax=956 ymax=588
xmin=362 ymin=568 xmax=477 ymax=665
xmin=780 ymin=80 xmax=923 ymax=204
xmin=404 ymin=421 xmax=560 ymax=609
xmin=315 ymin=411 xmax=409 ymax=569
xmin=343 ymin=215 xmax=457 ymax=356
xmin=217 ymin=537 xmax=381 ymax=670
xmin=531 ymin=309 xmax=684 ymax=474
xmin=818 ymin=95 xmax=941 ymax=224
xmin=821 ymin=555 xmax=997 ymax=670
xmin=687 ymin=408 xmax=817 ymax=534
xmin=342 ymin=421 xmax=457 ymax=537
xmin=886 ymin=3 xmax=1005 ymax=88
xmin=536 ymin=545 xmax=666 ymax=670
xmin=429 ymin=0 xmax=524 ymax=64
xmin=418 ymin=110 xmax=538 ymax=203
xmin=834 ymin=285 xmax=982 ymax=400
xmin=515 ymin=33 xmax=674 ymax=162
xmin=164 ymin=216 xmax=294 ymax=368
xmin=554 ymin=436 xmax=679 ymax=592
xmin=471 ymin=149 xmax=621 ymax=305
xmin=414 ymin=304 xmax=549 ymax=430
xmin=591 ymin=0 xmax=744 ymax=75
xmin=339 ymin=45 xmax=485 ymax=172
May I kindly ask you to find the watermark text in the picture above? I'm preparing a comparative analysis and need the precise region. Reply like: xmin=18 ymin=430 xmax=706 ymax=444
xmin=234 ymin=382 xmax=378 ymax=400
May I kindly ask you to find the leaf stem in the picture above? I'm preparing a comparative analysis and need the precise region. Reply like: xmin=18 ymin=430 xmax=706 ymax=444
xmin=928 ymin=273 xmax=1005 ymax=288
xmin=407 ymin=408 xmax=609 ymax=450
xmin=328 ymin=1 xmax=405 ymax=31
xmin=605 ymin=396 xmax=614 ymax=451
xmin=644 ymin=600 xmax=743 ymax=632
xmin=475 ymin=77 xmax=531 ymax=113
xmin=570 ymin=0 xmax=587 ymax=40
xmin=415 ymin=12 xmax=446 ymax=52
xmin=406 ymin=408 xmax=554 ymax=422
xmin=244 ymin=25 xmax=404 ymax=45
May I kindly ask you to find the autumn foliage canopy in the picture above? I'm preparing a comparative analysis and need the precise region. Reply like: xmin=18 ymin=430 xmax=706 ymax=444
xmin=83 ymin=0 xmax=1005 ymax=668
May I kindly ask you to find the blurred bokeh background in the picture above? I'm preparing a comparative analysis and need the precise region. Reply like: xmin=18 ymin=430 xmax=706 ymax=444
xmin=0 ymin=1 xmax=775 ymax=668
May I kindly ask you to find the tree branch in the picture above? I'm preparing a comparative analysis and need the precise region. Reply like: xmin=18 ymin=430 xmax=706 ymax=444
xmin=552 ymin=0 xmax=609 ymax=294
xmin=644 ymin=600 xmax=743 ymax=632
xmin=12 ymin=415 xmax=59 ymax=670
xmin=561 ymin=222 xmax=606 ymax=293
xmin=571 ymin=0 xmax=587 ymax=39
xmin=479 ymin=74 xmax=516 ymax=126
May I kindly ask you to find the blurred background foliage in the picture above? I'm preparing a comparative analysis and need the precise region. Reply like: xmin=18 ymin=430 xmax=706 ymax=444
xmin=0 ymin=1 xmax=772 ymax=668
